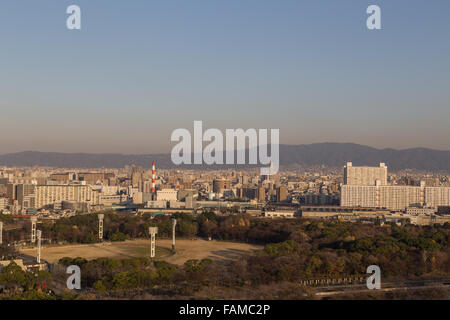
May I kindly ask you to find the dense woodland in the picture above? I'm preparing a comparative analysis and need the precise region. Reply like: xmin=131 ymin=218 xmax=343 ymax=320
xmin=0 ymin=212 xmax=449 ymax=299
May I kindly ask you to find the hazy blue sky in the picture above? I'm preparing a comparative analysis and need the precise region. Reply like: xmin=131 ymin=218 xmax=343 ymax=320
xmin=0 ymin=0 xmax=449 ymax=154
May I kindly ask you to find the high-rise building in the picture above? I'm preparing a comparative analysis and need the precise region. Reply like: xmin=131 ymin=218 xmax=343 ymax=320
xmin=17 ymin=184 xmax=36 ymax=209
xmin=34 ymin=185 xmax=97 ymax=208
xmin=131 ymin=167 xmax=144 ymax=188
xmin=257 ymin=186 xmax=266 ymax=202
xmin=340 ymin=183 xmax=450 ymax=211
xmin=143 ymin=181 xmax=154 ymax=193
xmin=341 ymin=163 xmax=450 ymax=210
xmin=240 ymin=176 xmax=249 ymax=185
xmin=0 ymin=197 xmax=8 ymax=210
xmin=6 ymin=183 xmax=16 ymax=204
xmin=239 ymin=187 xmax=257 ymax=200
xmin=344 ymin=162 xmax=387 ymax=186
xmin=276 ymin=186 xmax=288 ymax=202
xmin=213 ymin=179 xmax=230 ymax=194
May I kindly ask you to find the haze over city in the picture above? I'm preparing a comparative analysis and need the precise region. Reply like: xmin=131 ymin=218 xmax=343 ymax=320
xmin=1 ymin=0 xmax=450 ymax=153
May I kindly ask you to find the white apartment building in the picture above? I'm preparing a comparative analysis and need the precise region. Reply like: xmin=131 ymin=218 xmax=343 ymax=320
xmin=341 ymin=166 xmax=450 ymax=211
xmin=340 ymin=185 xmax=379 ymax=207
xmin=425 ymin=187 xmax=450 ymax=207
xmin=344 ymin=162 xmax=387 ymax=186
xmin=34 ymin=185 xmax=97 ymax=208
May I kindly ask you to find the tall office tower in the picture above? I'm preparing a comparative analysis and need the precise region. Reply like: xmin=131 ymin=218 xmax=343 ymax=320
xmin=0 ymin=198 xmax=8 ymax=210
xmin=239 ymin=187 xmax=257 ymax=200
xmin=240 ymin=176 xmax=249 ymax=185
xmin=344 ymin=162 xmax=387 ymax=186
xmin=131 ymin=172 xmax=142 ymax=187
xmin=6 ymin=183 xmax=17 ymax=204
xmin=17 ymin=184 xmax=36 ymax=209
xmin=143 ymin=181 xmax=153 ymax=193
xmin=213 ymin=179 xmax=230 ymax=194
xmin=130 ymin=165 xmax=144 ymax=188
xmin=276 ymin=186 xmax=288 ymax=202
xmin=257 ymin=186 xmax=266 ymax=202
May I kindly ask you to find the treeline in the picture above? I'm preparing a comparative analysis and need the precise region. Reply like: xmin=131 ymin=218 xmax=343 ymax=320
xmin=221 ymin=221 xmax=449 ymax=288
xmin=0 ymin=262 xmax=52 ymax=300
xmin=1 ymin=215 xmax=449 ymax=299
xmin=1 ymin=212 xmax=450 ymax=251
xmin=58 ymin=257 xmax=202 ymax=296
xmin=54 ymin=219 xmax=450 ymax=298
xmin=0 ymin=244 xmax=18 ymax=260
xmin=0 ymin=211 xmax=292 ymax=245
xmin=54 ymin=216 xmax=450 ymax=299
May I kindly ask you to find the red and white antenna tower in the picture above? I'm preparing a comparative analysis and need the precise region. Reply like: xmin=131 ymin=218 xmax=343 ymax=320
xmin=152 ymin=161 xmax=156 ymax=193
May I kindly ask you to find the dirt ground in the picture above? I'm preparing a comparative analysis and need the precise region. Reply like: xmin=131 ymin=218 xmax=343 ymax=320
xmin=19 ymin=239 xmax=262 ymax=265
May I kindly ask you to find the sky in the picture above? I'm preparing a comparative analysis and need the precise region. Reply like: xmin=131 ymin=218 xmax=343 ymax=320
xmin=0 ymin=0 xmax=449 ymax=154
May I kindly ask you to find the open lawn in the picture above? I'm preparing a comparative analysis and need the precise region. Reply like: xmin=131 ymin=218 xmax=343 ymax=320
xmin=20 ymin=239 xmax=262 ymax=265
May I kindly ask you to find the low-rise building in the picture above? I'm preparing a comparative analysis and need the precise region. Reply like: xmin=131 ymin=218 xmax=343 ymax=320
xmin=263 ymin=210 xmax=297 ymax=219
xmin=406 ymin=206 xmax=436 ymax=215
xmin=157 ymin=189 xmax=178 ymax=201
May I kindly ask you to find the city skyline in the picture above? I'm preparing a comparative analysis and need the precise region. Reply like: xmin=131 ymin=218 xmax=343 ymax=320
xmin=1 ymin=0 xmax=450 ymax=153
xmin=1 ymin=0 xmax=449 ymax=305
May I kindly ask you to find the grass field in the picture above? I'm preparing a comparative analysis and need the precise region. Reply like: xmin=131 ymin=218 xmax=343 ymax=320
xmin=20 ymin=239 xmax=262 ymax=265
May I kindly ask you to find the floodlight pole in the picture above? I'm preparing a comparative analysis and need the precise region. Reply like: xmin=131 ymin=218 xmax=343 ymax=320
xmin=98 ymin=214 xmax=104 ymax=241
xmin=172 ymin=218 xmax=177 ymax=251
xmin=148 ymin=227 xmax=158 ymax=258
xmin=0 ymin=222 xmax=3 ymax=245
xmin=37 ymin=230 xmax=42 ymax=263
xmin=31 ymin=217 xmax=37 ymax=244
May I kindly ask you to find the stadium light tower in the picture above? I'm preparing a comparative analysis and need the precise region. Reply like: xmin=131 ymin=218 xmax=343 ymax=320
xmin=149 ymin=227 xmax=158 ymax=258
xmin=171 ymin=218 xmax=177 ymax=251
xmin=0 ymin=221 xmax=3 ymax=245
xmin=36 ymin=230 xmax=42 ymax=263
xmin=98 ymin=214 xmax=104 ymax=241
xmin=31 ymin=217 xmax=37 ymax=244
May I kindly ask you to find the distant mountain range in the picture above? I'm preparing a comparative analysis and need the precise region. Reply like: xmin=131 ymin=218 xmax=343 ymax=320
xmin=0 ymin=143 xmax=448 ymax=171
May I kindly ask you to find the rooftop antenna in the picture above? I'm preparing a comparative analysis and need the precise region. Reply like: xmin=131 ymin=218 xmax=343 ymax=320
xmin=98 ymin=214 xmax=104 ymax=242
xmin=149 ymin=227 xmax=158 ymax=258
xmin=31 ymin=217 xmax=37 ymax=244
